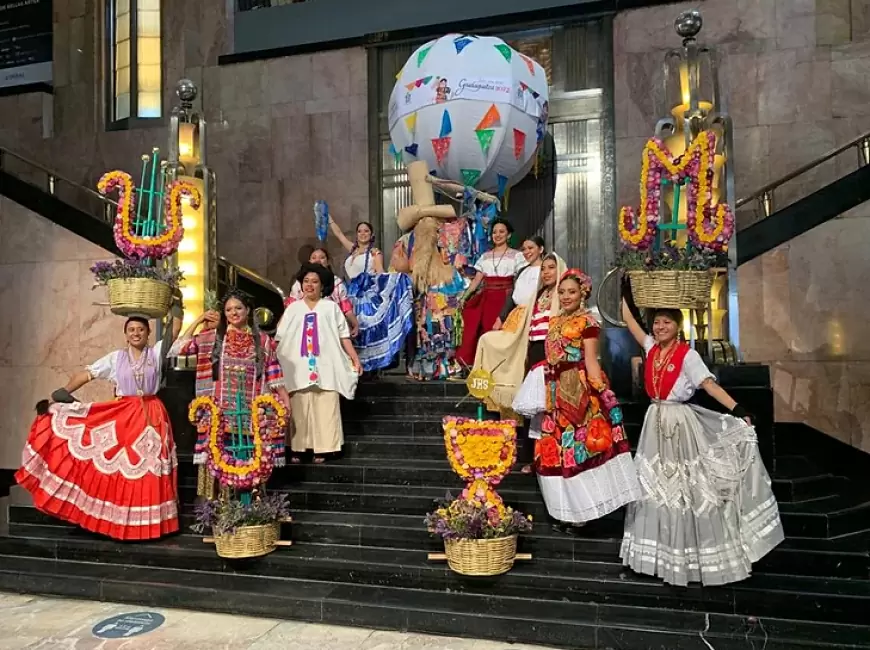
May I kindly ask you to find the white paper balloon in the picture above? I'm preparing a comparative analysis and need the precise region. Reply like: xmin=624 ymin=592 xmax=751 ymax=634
xmin=388 ymin=34 xmax=549 ymax=194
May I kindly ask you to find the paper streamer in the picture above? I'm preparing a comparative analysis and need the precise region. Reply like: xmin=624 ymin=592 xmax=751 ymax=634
xmin=454 ymin=37 xmax=473 ymax=54
xmin=314 ymin=200 xmax=329 ymax=242
xmin=496 ymin=174 xmax=508 ymax=197
xmin=461 ymin=169 xmax=482 ymax=187
xmin=513 ymin=128 xmax=526 ymax=160
xmin=495 ymin=44 xmax=512 ymax=62
xmin=432 ymin=136 xmax=451 ymax=164
xmin=476 ymin=129 xmax=495 ymax=156
xmin=418 ymin=46 xmax=433 ymax=67
xmin=477 ymin=104 xmax=501 ymax=131
xmin=521 ymin=55 xmax=536 ymax=76
xmin=440 ymin=109 xmax=453 ymax=138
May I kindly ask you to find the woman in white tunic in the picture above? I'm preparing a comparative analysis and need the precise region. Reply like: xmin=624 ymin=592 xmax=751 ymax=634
xmin=276 ymin=264 xmax=361 ymax=464
xmin=619 ymin=289 xmax=784 ymax=586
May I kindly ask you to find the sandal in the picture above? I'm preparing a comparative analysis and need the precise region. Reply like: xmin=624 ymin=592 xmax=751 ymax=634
xmin=520 ymin=465 xmax=533 ymax=475
xmin=313 ymin=456 xmax=326 ymax=464
xmin=290 ymin=456 xmax=302 ymax=464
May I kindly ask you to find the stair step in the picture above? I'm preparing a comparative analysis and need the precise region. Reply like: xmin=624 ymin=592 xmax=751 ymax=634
xmin=0 ymin=542 xmax=868 ymax=648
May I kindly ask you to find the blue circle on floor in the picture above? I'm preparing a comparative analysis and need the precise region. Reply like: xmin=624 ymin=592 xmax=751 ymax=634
xmin=92 ymin=612 xmax=165 ymax=638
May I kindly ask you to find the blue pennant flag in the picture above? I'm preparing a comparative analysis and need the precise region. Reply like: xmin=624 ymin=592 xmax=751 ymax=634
xmin=439 ymin=110 xmax=453 ymax=138
xmin=404 ymin=143 xmax=419 ymax=157
xmin=388 ymin=142 xmax=397 ymax=156
xmin=454 ymin=37 xmax=473 ymax=54
xmin=496 ymin=174 xmax=508 ymax=197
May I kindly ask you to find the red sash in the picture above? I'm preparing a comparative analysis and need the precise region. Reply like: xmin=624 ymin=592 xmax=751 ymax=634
xmin=644 ymin=342 xmax=690 ymax=400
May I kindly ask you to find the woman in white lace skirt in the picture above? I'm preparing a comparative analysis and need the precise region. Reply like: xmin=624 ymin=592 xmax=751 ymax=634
xmin=619 ymin=286 xmax=784 ymax=586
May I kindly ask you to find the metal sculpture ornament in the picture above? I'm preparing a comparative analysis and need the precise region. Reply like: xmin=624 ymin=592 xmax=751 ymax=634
xmin=389 ymin=34 xmax=549 ymax=194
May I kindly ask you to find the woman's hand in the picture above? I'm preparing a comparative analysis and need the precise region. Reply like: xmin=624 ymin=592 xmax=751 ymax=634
xmin=350 ymin=321 xmax=360 ymax=338
xmin=201 ymin=310 xmax=220 ymax=329
xmin=492 ymin=318 xmax=503 ymax=331
xmin=351 ymin=357 xmax=362 ymax=374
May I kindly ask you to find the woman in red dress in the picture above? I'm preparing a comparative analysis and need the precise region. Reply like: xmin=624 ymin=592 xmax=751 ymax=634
xmin=456 ymin=219 xmax=526 ymax=367
xmin=16 ymin=310 xmax=183 ymax=541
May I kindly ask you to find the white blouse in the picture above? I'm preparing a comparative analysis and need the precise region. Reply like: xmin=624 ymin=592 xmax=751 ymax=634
xmin=86 ymin=338 xmax=167 ymax=395
xmin=275 ymin=299 xmax=359 ymax=399
xmin=643 ymin=335 xmax=714 ymax=403
xmin=512 ymin=265 xmax=540 ymax=305
xmin=344 ymin=250 xmax=377 ymax=280
xmin=474 ymin=249 xmax=526 ymax=277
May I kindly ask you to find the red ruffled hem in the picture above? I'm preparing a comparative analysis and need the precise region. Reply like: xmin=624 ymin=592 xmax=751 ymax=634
xmin=15 ymin=400 xmax=179 ymax=541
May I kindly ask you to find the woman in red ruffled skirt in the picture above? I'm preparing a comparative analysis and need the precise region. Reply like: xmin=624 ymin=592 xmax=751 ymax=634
xmin=16 ymin=313 xmax=181 ymax=541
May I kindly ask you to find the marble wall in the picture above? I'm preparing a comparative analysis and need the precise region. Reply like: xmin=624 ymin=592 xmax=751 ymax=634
xmin=614 ymin=0 xmax=870 ymax=453
xmin=0 ymin=198 xmax=121 ymax=469
xmin=0 ymin=0 xmax=368 ymax=289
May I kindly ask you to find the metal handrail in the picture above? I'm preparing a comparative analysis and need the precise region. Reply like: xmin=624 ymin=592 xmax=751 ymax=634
xmin=218 ymin=255 xmax=286 ymax=300
xmin=735 ymin=130 xmax=870 ymax=209
xmin=0 ymin=145 xmax=119 ymax=208
xmin=0 ymin=144 xmax=285 ymax=301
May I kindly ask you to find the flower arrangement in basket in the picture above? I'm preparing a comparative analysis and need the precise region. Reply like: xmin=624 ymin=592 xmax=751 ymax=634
xmin=188 ymin=393 xmax=292 ymax=559
xmin=192 ymin=493 xmax=291 ymax=560
xmin=92 ymin=150 xmax=201 ymax=319
xmin=617 ymin=130 xmax=733 ymax=309
xmin=426 ymin=416 xmax=533 ymax=576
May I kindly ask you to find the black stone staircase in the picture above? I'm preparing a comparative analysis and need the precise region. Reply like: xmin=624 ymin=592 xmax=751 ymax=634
xmin=2 ymin=378 xmax=869 ymax=649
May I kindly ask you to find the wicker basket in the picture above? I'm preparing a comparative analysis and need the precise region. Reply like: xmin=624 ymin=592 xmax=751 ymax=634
xmin=628 ymin=269 xmax=713 ymax=309
xmin=214 ymin=522 xmax=280 ymax=559
xmin=444 ymin=535 xmax=518 ymax=576
xmin=107 ymin=277 xmax=172 ymax=319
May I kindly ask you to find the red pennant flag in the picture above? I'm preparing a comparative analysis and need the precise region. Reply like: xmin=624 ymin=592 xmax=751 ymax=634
xmin=477 ymin=104 xmax=501 ymax=131
xmin=521 ymin=54 xmax=536 ymax=76
xmin=431 ymin=136 xmax=451 ymax=165
xmin=513 ymin=129 xmax=526 ymax=160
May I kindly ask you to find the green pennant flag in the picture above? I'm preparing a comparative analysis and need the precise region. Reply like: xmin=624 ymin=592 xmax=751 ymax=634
xmin=461 ymin=168 xmax=482 ymax=187
xmin=495 ymin=44 xmax=512 ymax=62
xmin=417 ymin=46 xmax=432 ymax=67
xmin=475 ymin=129 xmax=495 ymax=156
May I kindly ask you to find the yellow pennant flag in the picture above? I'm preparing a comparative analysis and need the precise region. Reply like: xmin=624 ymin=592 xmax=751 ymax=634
xmin=404 ymin=113 xmax=417 ymax=134
xmin=396 ymin=67 xmax=404 ymax=80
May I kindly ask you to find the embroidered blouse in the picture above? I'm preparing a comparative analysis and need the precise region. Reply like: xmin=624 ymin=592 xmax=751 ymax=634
xmin=474 ymin=248 xmax=527 ymax=278
xmin=86 ymin=339 xmax=166 ymax=397
xmin=642 ymin=335 xmax=714 ymax=403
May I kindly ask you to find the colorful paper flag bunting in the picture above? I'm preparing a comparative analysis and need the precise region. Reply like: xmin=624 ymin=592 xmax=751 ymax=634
xmin=495 ymin=44 xmax=512 ymax=62
xmin=389 ymin=142 xmax=402 ymax=165
xmin=395 ymin=67 xmax=404 ymax=81
xmin=497 ymin=174 xmax=508 ymax=197
xmin=388 ymin=142 xmax=397 ymax=157
xmin=431 ymin=137 xmax=451 ymax=165
xmin=439 ymin=109 xmax=453 ymax=138
xmin=405 ymin=82 xmax=416 ymax=91
xmin=404 ymin=112 xmax=417 ymax=134
xmin=417 ymin=46 xmax=432 ymax=67
xmin=520 ymin=54 xmax=536 ymax=76
xmin=475 ymin=129 xmax=495 ymax=156
xmin=404 ymin=144 xmax=419 ymax=158
xmin=454 ymin=37 xmax=473 ymax=54
xmin=504 ymin=185 xmax=512 ymax=211
xmin=477 ymin=104 xmax=501 ymax=131
xmin=461 ymin=169 xmax=482 ymax=188
xmin=423 ymin=76 xmax=433 ymax=85
xmin=513 ymin=128 xmax=526 ymax=160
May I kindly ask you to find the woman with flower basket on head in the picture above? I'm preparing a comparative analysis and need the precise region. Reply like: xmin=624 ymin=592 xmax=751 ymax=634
xmin=170 ymin=289 xmax=291 ymax=491
xmin=276 ymin=263 xmax=362 ymax=464
xmin=618 ymin=284 xmax=784 ymax=586
xmin=512 ymin=269 xmax=642 ymax=533
xmin=17 ymin=304 xmax=184 ymax=541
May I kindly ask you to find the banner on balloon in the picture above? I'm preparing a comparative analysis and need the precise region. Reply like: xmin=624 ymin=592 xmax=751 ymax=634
xmin=389 ymin=76 xmax=543 ymax=131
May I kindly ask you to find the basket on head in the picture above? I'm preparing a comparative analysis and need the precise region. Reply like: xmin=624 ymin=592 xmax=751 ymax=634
xmin=627 ymin=269 xmax=713 ymax=310
xmin=213 ymin=522 xmax=280 ymax=559
xmin=443 ymin=535 xmax=518 ymax=576
xmin=107 ymin=277 xmax=173 ymax=319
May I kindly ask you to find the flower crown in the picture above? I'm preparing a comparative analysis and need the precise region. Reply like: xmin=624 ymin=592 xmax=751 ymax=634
xmin=559 ymin=268 xmax=592 ymax=298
